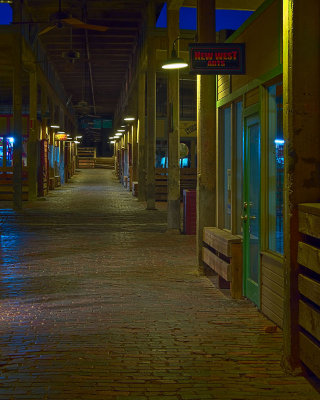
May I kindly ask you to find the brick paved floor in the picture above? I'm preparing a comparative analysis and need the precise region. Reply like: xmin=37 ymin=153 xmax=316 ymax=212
xmin=0 ymin=169 xmax=319 ymax=400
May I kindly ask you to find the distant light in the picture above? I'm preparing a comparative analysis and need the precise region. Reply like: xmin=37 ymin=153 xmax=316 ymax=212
xmin=121 ymin=125 xmax=126 ymax=128
xmin=110 ymin=141 xmax=115 ymax=144
xmin=117 ymin=129 xmax=125 ymax=132
xmin=115 ymin=133 xmax=122 ymax=136
xmin=124 ymin=117 xmax=135 ymax=121
xmin=76 ymin=135 xmax=82 ymax=139
xmin=274 ymin=139 xmax=285 ymax=145
xmin=50 ymin=124 xmax=60 ymax=129
xmin=57 ymin=131 xmax=65 ymax=134
xmin=74 ymin=140 xmax=80 ymax=144
xmin=8 ymin=137 xmax=14 ymax=143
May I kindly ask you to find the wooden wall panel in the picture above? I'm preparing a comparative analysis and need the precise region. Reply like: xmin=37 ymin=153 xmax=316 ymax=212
xmin=245 ymin=87 xmax=259 ymax=108
xmin=231 ymin=0 xmax=281 ymax=92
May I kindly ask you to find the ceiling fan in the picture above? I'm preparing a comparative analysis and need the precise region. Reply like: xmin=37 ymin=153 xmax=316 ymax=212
xmin=37 ymin=0 xmax=108 ymax=36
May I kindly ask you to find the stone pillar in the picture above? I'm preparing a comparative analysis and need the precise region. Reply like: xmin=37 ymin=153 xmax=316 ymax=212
xmin=12 ymin=32 xmax=23 ymax=210
xmin=167 ymin=9 xmax=180 ymax=230
xmin=196 ymin=0 xmax=216 ymax=266
xmin=282 ymin=0 xmax=320 ymax=373
xmin=146 ymin=1 xmax=156 ymax=210
xmin=138 ymin=71 xmax=146 ymax=201
xmin=28 ymin=69 xmax=38 ymax=200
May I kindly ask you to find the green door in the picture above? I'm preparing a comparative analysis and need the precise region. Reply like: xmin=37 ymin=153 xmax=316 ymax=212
xmin=242 ymin=114 xmax=261 ymax=307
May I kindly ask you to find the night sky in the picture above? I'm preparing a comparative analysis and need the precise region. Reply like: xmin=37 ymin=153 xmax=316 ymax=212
xmin=0 ymin=3 xmax=252 ymax=31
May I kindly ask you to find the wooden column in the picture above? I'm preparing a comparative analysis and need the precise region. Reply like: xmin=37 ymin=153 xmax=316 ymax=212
xmin=190 ymin=139 xmax=196 ymax=168
xmin=28 ymin=69 xmax=38 ymax=200
xmin=138 ymin=71 xmax=146 ymax=201
xmin=282 ymin=0 xmax=320 ymax=373
xmin=12 ymin=31 xmax=23 ymax=210
xmin=146 ymin=1 xmax=156 ymax=210
xmin=196 ymin=0 xmax=216 ymax=267
xmin=167 ymin=9 xmax=180 ymax=230
xmin=132 ymin=122 xmax=138 ymax=183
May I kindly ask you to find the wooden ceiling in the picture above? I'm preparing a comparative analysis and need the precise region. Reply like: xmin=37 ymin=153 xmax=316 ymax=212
xmin=22 ymin=0 xmax=160 ymax=118
xmin=3 ymin=0 xmax=265 ymax=120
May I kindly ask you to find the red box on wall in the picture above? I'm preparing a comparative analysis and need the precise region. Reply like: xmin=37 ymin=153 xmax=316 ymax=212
xmin=183 ymin=189 xmax=196 ymax=235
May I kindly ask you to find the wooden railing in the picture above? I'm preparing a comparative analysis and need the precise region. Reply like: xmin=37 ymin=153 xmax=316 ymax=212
xmin=0 ymin=170 xmax=28 ymax=200
xmin=155 ymin=168 xmax=197 ymax=201
xmin=298 ymin=203 xmax=320 ymax=378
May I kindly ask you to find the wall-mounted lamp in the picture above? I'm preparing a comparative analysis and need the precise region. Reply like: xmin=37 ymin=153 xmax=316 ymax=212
xmin=162 ymin=37 xmax=188 ymax=70
xmin=124 ymin=117 xmax=135 ymax=121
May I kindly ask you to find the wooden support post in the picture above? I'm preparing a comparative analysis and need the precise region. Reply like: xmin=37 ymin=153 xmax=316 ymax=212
xmin=167 ymin=9 xmax=180 ymax=231
xmin=28 ymin=69 xmax=38 ymax=200
xmin=196 ymin=0 xmax=216 ymax=267
xmin=282 ymin=0 xmax=320 ymax=374
xmin=13 ymin=32 xmax=23 ymax=210
xmin=138 ymin=72 xmax=146 ymax=201
xmin=146 ymin=1 xmax=156 ymax=210
xmin=132 ymin=122 xmax=138 ymax=183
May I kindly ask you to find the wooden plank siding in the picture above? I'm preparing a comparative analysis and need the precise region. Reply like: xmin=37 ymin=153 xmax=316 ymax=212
xmin=298 ymin=274 xmax=320 ymax=307
xmin=298 ymin=242 xmax=320 ymax=275
xmin=300 ymin=332 xmax=320 ymax=378
xmin=217 ymin=75 xmax=230 ymax=101
xmin=245 ymin=87 xmax=259 ymax=108
xmin=298 ymin=203 xmax=320 ymax=379
xmin=261 ymin=253 xmax=284 ymax=328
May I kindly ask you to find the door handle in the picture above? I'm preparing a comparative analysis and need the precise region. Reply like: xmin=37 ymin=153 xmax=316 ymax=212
xmin=241 ymin=215 xmax=248 ymax=222
xmin=250 ymin=215 xmax=256 ymax=220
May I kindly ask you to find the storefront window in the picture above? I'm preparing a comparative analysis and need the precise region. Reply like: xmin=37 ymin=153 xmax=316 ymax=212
xmin=235 ymin=101 xmax=243 ymax=235
xmin=0 ymin=137 xmax=3 ymax=167
xmin=267 ymin=83 xmax=283 ymax=254
xmin=223 ymin=107 xmax=231 ymax=230
xmin=6 ymin=137 xmax=14 ymax=167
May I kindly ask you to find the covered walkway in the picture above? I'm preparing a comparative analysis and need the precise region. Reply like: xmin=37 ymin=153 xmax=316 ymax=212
xmin=0 ymin=169 xmax=319 ymax=400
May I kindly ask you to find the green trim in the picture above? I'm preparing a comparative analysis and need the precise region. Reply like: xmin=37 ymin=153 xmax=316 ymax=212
xmin=216 ymin=64 xmax=283 ymax=108
xmin=226 ymin=0 xmax=277 ymax=44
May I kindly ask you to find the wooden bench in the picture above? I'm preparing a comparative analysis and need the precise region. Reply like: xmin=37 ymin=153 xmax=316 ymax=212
xmin=49 ymin=177 xmax=55 ymax=190
xmin=132 ymin=181 xmax=138 ymax=197
xmin=202 ymin=227 xmax=242 ymax=299
xmin=54 ymin=176 xmax=61 ymax=187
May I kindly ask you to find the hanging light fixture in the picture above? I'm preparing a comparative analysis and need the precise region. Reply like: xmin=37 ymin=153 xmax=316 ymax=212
xmin=162 ymin=37 xmax=188 ymax=70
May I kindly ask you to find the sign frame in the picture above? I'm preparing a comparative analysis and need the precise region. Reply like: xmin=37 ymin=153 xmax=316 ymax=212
xmin=189 ymin=42 xmax=246 ymax=75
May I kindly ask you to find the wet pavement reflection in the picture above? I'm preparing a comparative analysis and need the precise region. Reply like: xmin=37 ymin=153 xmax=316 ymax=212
xmin=0 ymin=170 xmax=319 ymax=400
